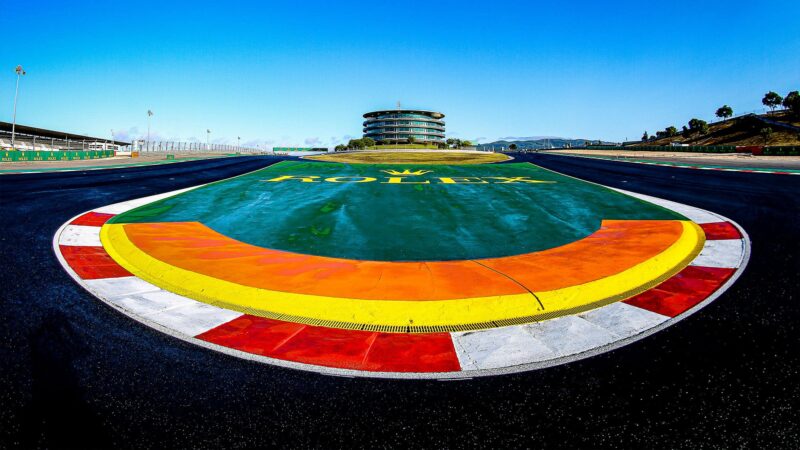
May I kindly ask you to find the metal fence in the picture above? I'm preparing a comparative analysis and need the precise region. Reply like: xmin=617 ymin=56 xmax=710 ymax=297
xmin=126 ymin=141 xmax=266 ymax=153
xmin=0 ymin=131 xmax=269 ymax=154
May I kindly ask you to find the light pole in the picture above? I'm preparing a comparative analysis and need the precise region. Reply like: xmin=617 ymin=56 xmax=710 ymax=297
xmin=237 ymin=136 xmax=241 ymax=152
xmin=147 ymin=109 xmax=153 ymax=151
xmin=206 ymin=129 xmax=211 ymax=151
xmin=11 ymin=65 xmax=26 ymax=150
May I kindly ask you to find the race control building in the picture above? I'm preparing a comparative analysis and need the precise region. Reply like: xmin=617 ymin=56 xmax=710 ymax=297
xmin=363 ymin=110 xmax=445 ymax=144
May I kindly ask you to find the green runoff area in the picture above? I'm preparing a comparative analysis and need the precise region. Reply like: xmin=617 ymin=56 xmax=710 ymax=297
xmin=110 ymin=160 xmax=686 ymax=261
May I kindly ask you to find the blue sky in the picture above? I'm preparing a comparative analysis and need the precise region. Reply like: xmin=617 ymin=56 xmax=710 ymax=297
xmin=2 ymin=0 xmax=799 ymax=146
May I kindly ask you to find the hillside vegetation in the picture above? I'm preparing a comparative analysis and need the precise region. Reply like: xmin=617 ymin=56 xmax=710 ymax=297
xmin=476 ymin=138 xmax=613 ymax=150
xmin=639 ymin=90 xmax=800 ymax=147
xmin=641 ymin=111 xmax=800 ymax=147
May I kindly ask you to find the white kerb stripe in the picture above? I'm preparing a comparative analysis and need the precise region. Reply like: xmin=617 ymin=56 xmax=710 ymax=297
xmin=522 ymin=315 xmax=615 ymax=358
xmin=85 ymin=276 xmax=163 ymax=299
xmin=453 ymin=326 xmax=555 ymax=371
xmin=105 ymin=290 xmax=243 ymax=336
xmin=452 ymin=302 xmax=664 ymax=372
xmin=577 ymin=302 xmax=667 ymax=337
xmin=108 ymin=290 xmax=199 ymax=317
xmin=145 ymin=301 xmax=243 ymax=336
xmin=690 ymin=239 xmax=745 ymax=269
xmin=58 ymin=225 xmax=102 ymax=247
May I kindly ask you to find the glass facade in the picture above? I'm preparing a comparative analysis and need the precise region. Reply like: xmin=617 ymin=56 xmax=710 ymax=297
xmin=362 ymin=110 xmax=445 ymax=143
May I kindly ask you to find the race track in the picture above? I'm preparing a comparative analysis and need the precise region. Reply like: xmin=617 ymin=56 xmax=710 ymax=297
xmin=1 ymin=153 xmax=797 ymax=448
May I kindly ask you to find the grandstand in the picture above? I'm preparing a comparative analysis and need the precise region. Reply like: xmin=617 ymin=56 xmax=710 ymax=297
xmin=0 ymin=121 xmax=129 ymax=151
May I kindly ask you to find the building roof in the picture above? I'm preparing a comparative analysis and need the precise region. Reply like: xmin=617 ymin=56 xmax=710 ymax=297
xmin=0 ymin=121 xmax=131 ymax=145
xmin=363 ymin=109 xmax=445 ymax=119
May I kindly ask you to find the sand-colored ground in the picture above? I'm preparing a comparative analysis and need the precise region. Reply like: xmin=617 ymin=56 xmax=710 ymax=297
xmin=544 ymin=149 xmax=800 ymax=169
xmin=305 ymin=151 xmax=510 ymax=165
xmin=0 ymin=152 xmax=231 ymax=171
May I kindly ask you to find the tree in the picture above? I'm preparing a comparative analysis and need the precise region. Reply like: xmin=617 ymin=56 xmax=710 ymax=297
xmin=437 ymin=142 xmax=448 ymax=149
xmin=715 ymin=105 xmax=733 ymax=120
xmin=783 ymin=91 xmax=800 ymax=116
xmin=348 ymin=138 xmax=365 ymax=149
xmin=448 ymin=138 xmax=462 ymax=148
xmin=461 ymin=140 xmax=472 ymax=148
xmin=688 ymin=118 xmax=709 ymax=135
xmin=759 ymin=127 xmax=773 ymax=145
xmin=334 ymin=144 xmax=346 ymax=152
xmin=762 ymin=91 xmax=783 ymax=113
xmin=641 ymin=131 xmax=649 ymax=141
xmin=407 ymin=136 xmax=416 ymax=144
xmin=361 ymin=137 xmax=375 ymax=148
xmin=509 ymin=143 xmax=518 ymax=150
xmin=666 ymin=126 xmax=678 ymax=137
xmin=681 ymin=125 xmax=690 ymax=138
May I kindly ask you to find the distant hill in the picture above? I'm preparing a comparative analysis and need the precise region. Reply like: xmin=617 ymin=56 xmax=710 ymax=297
xmin=638 ymin=111 xmax=800 ymax=147
xmin=476 ymin=138 xmax=614 ymax=150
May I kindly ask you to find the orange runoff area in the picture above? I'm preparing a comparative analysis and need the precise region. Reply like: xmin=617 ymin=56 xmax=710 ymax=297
xmin=120 ymin=220 xmax=684 ymax=301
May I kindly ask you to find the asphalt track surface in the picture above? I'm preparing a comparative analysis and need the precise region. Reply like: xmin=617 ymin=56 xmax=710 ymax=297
xmin=0 ymin=154 xmax=797 ymax=448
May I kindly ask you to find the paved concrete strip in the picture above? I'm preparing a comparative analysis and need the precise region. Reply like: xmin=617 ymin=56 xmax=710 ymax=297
xmin=142 ymin=299 xmax=243 ymax=337
xmin=453 ymin=303 xmax=668 ymax=371
xmin=691 ymin=239 xmax=746 ymax=268
xmin=85 ymin=276 xmax=163 ymax=298
xmin=578 ymin=302 xmax=668 ymax=339
xmin=452 ymin=326 xmax=556 ymax=370
xmin=58 ymin=225 xmax=103 ymax=246
xmin=108 ymin=290 xmax=200 ymax=317
xmin=523 ymin=316 xmax=616 ymax=358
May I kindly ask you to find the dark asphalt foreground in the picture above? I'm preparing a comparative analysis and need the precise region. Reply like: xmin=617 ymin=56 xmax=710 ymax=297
xmin=0 ymin=154 xmax=798 ymax=449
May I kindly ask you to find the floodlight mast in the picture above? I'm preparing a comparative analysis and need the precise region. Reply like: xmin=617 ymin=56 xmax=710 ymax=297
xmin=147 ymin=109 xmax=154 ymax=151
xmin=11 ymin=65 xmax=26 ymax=151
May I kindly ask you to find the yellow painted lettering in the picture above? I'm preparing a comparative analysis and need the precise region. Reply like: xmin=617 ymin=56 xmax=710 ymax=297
xmin=263 ymin=175 xmax=320 ymax=182
xmin=485 ymin=177 xmax=555 ymax=184
xmin=325 ymin=176 xmax=377 ymax=183
xmin=438 ymin=177 xmax=488 ymax=184
xmin=381 ymin=177 xmax=430 ymax=184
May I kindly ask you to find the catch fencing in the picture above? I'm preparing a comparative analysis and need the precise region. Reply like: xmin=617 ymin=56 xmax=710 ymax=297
xmin=127 ymin=141 xmax=265 ymax=153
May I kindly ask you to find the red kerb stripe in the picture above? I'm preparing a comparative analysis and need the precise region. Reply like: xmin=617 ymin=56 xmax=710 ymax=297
xmin=197 ymin=315 xmax=461 ymax=372
xmin=70 ymin=212 xmax=116 ymax=227
xmin=60 ymin=245 xmax=132 ymax=279
xmin=624 ymin=266 xmax=735 ymax=317
xmin=700 ymin=222 xmax=742 ymax=240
